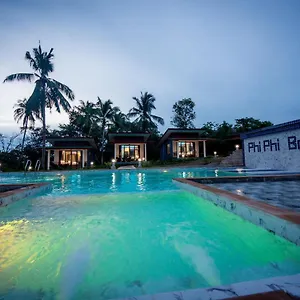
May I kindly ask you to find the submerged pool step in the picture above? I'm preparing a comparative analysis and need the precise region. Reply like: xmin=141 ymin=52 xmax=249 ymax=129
xmin=173 ymin=178 xmax=300 ymax=246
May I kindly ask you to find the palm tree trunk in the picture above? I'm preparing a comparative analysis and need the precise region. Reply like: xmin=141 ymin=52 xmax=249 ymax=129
xmin=21 ymin=120 xmax=28 ymax=151
xmin=41 ymin=97 xmax=46 ymax=170
xmin=101 ymin=121 xmax=105 ymax=165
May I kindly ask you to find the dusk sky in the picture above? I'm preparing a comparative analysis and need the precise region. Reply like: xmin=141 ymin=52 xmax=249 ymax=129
xmin=1 ymin=0 xmax=300 ymax=134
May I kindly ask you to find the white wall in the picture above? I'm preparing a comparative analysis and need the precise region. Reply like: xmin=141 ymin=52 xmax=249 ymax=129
xmin=244 ymin=128 xmax=300 ymax=170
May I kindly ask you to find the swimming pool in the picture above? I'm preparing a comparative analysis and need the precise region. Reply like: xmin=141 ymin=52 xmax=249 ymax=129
xmin=1 ymin=168 xmax=300 ymax=299
xmin=0 ymin=168 xmax=231 ymax=195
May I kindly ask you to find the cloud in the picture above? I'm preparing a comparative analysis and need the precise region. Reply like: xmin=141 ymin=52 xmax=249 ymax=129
xmin=0 ymin=0 xmax=300 ymax=135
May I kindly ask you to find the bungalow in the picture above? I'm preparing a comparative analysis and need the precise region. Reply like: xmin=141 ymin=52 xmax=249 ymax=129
xmin=108 ymin=132 xmax=150 ymax=162
xmin=45 ymin=137 xmax=97 ymax=170
xmin=158 ymin=128 xmax=210 ymax=160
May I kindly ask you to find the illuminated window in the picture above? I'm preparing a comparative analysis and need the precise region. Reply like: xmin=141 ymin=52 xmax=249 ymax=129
xmin=60 ymin=150 xmax=81 ymax=165
xmin=119 ymin=145 xmax=140 ymax=161
xmin=178 ymin=142 xmax=195 ymax=158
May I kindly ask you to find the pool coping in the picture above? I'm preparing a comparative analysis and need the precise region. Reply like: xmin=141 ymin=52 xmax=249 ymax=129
xmin=173 ymin=178 xmax=300 ymax=246
xmin=0 ymin=166 xmax=250 ymax=176
xmin=188 ymin=174 xmax=300 ymax=184
xmin=0 ymin=183 xmax=52 ymax=207
xmin=115 ymin=273 xmax=300 ymax=300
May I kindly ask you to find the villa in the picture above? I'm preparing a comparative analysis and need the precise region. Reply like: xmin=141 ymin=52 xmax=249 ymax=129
xmin=108 ymin=132 xmax=150 ymax=162
xmin=45 ymin=137 xmax=97 ymax=170
xmin=158 ymin=128 xmax=211 ymax=160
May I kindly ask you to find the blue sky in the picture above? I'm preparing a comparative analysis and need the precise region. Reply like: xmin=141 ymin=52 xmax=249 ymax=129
xmin=0 ymin=0 xmax=300 ymax=134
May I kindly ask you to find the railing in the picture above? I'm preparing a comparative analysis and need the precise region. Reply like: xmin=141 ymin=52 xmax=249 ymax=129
xmin=35 ymin=160 xmax=41 ymax=171
xmin=24 ymin=160 xmax=32 ymax=171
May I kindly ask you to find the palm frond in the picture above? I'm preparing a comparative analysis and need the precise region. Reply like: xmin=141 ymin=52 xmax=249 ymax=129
xmin=127 ymin=108 xmax=141 ymax=118
xmin=132 ymin=97 xmax=143 ymax=111
xmin=49 ymin=79 xmax=74 ymax=100
xmin=3 ymin=73 xmax=35 ymax=83
xmin=150 ymin=114 xmax=165 ymax=125
xmin=32 ymin=45 xmax=54 ymax=76
xmin=46 ymin=81 xmax=72 ymax=113
xmin=25 ymin=51 xmax=39 ymax=71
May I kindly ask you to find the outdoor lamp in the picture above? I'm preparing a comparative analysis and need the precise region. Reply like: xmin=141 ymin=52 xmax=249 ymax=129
xmin=111 ymin=159 xmax=116 ymax=169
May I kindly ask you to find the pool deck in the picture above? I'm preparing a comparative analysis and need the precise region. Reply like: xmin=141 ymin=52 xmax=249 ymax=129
xmin=0 ymin=183 xmax=52 ymax=207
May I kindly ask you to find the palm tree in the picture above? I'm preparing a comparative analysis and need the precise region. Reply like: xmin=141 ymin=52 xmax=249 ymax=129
xmin=128 ymin=92 xmax=164 ymax=132
xmin=3 ymin=44 xmax=74 ymax=169
xmin=70 ymin=100 xmax=100 ymax=136
xmin=97 ymin=98 xmax=121 ymax=164
xmin=13 ymin=98 xmax=39 ymax=150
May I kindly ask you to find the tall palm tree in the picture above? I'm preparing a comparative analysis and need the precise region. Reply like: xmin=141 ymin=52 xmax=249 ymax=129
xmin=70 ymin=100 xmax=99 ymax=136
xmin=3 ymin=44 xmax=74 ymax=169
xmin=13 ymin=98 xmax=39 ymax=150
xmin=97 ymin=98 xmax=120 ymax=164
xmin=128 ymin=91 xmax=164 ymax=132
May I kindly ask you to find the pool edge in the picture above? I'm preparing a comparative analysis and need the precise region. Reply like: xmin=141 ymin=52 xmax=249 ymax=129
xmin=0 ymin=183 xmax=52 ymax=207
xmin=172 ymin=178 xmax=300 ymax=246
xmin=114 ymin=273 xmax=300 ymax=300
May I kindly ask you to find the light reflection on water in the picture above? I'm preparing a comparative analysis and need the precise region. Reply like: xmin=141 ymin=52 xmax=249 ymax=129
xmin=0 ymin=168 xmax=235 ymax=196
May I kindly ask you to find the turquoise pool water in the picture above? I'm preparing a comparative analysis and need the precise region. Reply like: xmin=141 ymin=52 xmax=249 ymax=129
xmin=0 ymin=168 xmax=228 ymax=195
xmin=1 ymin=169 xmax=300 ymax=299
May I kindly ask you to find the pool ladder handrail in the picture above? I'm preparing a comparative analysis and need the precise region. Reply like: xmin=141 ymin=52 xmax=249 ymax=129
xmin=24 ymin=159 xmax=32 ymax=171
xmin=35 ymin=160 xmax=41 ymax=171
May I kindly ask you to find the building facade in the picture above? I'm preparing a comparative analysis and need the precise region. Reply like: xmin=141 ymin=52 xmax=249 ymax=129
xmin=46 ymin=137 xmax=97 ymax=170
xmin=108 ymin=132 xmax=150 ymax=162
xmin=158 ymin=129 xmax=210 ymax=161
xmin=241 ymin=119 xmax=300 ymax=170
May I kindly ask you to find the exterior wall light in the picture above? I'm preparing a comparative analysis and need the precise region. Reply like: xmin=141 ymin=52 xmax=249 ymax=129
xmin=235 ymin=144 xmax=240 ymax=150
xmin=214 ymin=151 xmax=217 ymax=157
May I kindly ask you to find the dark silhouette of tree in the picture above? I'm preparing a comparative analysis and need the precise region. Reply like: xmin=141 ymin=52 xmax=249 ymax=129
xmin=171 ymin=98 xmax=196 ymax=129
xmin=13 ymin=98 xmax=39 ymax=150
xmin=4 ymin=44 xmax=74 ymax=169
xmin=128 ymin=92 xmax=164 ymax=132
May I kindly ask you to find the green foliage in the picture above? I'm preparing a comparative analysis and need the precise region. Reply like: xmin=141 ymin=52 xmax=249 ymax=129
xmin=4 ymin=44 xmax=74 ymax=170
xmin=128 ymin=91 xmax=164 ymax=132
xmin=202 ymin=117 xmax=273 ymax=138
xmin=13 ymin=98 xmax=39 ymax=150
xmin=69 ymin=100 xmax=100 ymax=136
xmin=171 ymin=98 xmax=196 ymax=129
xmin=234 ymin=117 xmax=273 ymax=133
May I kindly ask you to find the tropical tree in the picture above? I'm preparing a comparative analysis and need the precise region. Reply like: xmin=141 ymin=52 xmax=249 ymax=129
xmin=69 ymin=100 xmax=100 ymax=136
xmin=171 ymin=98 xmax=196 ymax=129
xmin=3 ymin=44 xmax=74 ymax=169
xmin=234 ymin=117 xmax=273 ymax=133
xmin=128 ymin=92 xmax=164 ymax=132
xmin=13 ymin=98 xmax=39 ymax=150
xmin=51 ymin=124 xmax=81 ymax=138
xmin=97 ymin=98 xmax=121 ymax=164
